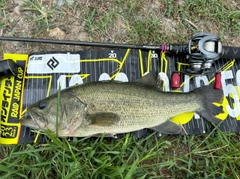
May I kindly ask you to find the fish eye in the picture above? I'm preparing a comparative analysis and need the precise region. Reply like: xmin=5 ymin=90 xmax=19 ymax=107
xmin=39 ymin=101 xmax=47 ymax=110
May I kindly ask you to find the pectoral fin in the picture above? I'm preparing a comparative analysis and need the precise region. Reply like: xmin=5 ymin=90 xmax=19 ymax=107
xmin=87 ymin=112 xmax=120 ymax=127
xmin=150 ymin=120 xmax=182 ymax=134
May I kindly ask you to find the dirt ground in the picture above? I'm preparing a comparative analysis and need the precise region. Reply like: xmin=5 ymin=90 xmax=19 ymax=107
xmin=0 ymin=0 xmax=240 ymax=58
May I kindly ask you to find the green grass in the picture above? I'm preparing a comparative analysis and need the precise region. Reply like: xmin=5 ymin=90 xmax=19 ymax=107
xmin=1 ymin=0 xmax=240 ymax=178
xmin=163 ymin=0 xmax=240 ymax=39
xmin=21 ymin=0 xmax=55 ymax=36
xmin=0 ymin=131 xmax=240 ymax=178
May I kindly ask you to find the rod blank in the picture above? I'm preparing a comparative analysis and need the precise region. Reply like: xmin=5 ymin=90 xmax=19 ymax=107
xmin=0 ymin=36 xmax=162 ymax=50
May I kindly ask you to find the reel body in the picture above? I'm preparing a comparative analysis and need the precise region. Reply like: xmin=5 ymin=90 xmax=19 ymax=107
xmin=187 ymin=32 xmax=223 ymax=74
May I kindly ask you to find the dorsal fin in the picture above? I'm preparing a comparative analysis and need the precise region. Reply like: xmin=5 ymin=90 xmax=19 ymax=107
xmin=134 ymin=72 xmax=157 ymax=87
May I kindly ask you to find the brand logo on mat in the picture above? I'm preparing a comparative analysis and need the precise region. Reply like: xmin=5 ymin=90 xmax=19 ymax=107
xmin=0 ymin=124 xmax=18 ymax=138
xmin=47 ymin=57 xmax=59 ymax=70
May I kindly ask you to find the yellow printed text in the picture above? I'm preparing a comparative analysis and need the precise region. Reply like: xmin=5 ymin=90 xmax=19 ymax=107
xmin=11 ymin=103 xmax=19 ymax=118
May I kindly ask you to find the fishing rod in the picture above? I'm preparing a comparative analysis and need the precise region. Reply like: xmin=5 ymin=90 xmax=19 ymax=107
xmin=0 ymin=35 xmax=165 ymax=50
xmin=0 ymin=32 xmax=233 ymax=78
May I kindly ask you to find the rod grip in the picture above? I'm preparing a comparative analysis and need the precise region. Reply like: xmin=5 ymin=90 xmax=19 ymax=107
xmin=222 ymin=46 xmax=240 ymax=59
xmin=0 ymin=59 xmax=18 ymax=77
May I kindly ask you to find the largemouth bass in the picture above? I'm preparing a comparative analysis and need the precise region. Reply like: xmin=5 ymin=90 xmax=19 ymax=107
xmin=20 ymin=73 xmax=223 ymax=137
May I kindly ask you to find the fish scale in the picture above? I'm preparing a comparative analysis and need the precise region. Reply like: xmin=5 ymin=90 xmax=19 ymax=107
xmin=70 ymin=82 xmax=201 ymax=136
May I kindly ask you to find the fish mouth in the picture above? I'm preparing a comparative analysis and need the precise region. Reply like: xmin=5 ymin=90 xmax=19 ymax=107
xmin=20 ymin=110 xmax=43 ymax=130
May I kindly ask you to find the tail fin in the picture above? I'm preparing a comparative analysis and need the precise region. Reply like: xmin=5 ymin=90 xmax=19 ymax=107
xmin=194 ymin=84 xmax=224 ymax=124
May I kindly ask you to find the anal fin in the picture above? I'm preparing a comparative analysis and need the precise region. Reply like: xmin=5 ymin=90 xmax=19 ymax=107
xmin=93 ymin=133 xmax=117 ymax=138
xmin=150 ymin=120 xmax=182 ymax=134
